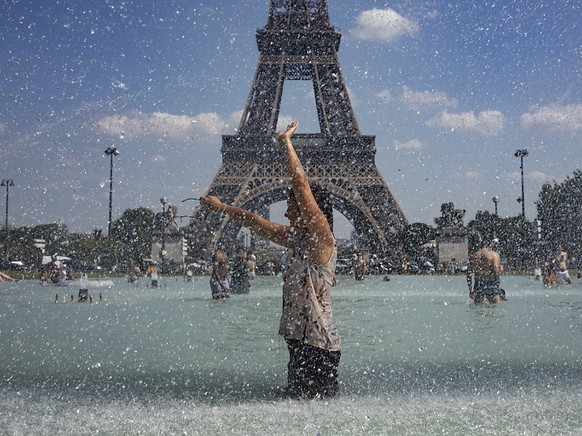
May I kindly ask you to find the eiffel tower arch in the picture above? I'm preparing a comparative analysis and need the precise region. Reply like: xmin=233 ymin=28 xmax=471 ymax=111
xmin=188 ymin=0 xmax=407 ymax=257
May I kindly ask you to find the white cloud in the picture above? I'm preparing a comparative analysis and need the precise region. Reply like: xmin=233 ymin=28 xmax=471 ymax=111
xmin=350 ymin=8 xmax=420 ymax=42
xmin=393 ymin=139 xmax=423 ymax=149
xmin=228 ymin=111 xmax=243 ymax=132
xmin=401 ymin=86 xmax=458 ymax=110
xmin=426 ymin=110 xmax=505 ymax=136
xmin=97 ymin=110 xmax=230 ymax=140
xmin=528 ymin=171 xmax=552 ymax=182
xmin=521 ymin=104 xmax=582 ymax=131
xmin=464 ymin=171 xmax=479 ymax=180
xmin=507 ymin=171 xmax=521 ymax=183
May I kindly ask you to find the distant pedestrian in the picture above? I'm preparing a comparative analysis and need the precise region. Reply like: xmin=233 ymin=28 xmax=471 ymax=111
xmin=353 ymin=253 xmax=366 ymax=281
xmin=247 ymin=252 xmax=257 ymax=279
xmin=231 ymin=247 xmax=251 ymax=294
xmin=147 ymin=262 xmax=160 ymax=288
xmin=210 ymin=249 xmax=230 ymax=299
xmin=128 ymin=262 xmax=142 ymax=284
xmin=555 ymin=244 xmax=572 ymax=285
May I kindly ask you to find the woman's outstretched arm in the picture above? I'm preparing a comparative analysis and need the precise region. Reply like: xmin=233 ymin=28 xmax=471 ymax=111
xmin=277 ymin=121 xmax=334 ymax=264
xmin=200 ymin=196 xmax=294 ymax=249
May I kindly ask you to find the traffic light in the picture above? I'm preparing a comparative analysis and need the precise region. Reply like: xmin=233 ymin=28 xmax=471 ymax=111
xmin=181 ymin=237 xmax=188 ymax=256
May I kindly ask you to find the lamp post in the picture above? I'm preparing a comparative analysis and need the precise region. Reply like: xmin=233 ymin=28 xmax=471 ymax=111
xmin=1 ymin=179 xmax=14 ymax=259
xmin=514 ymin=149 xmax=528 ymax=218
xmin=104 ymin=147 xmax=120 ymax=246
xmin=492 ymin=196 xmax=499 ymax=216
xmin=160 ymin=197 xmax=167 ymax=270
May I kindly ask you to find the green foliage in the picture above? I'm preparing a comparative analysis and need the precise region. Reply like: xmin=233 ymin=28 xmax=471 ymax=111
xmin=536 ymin=170 xmax=582 ymax=254
xmin=2 ymin=208 xmax=156 ymax=272
xmin=111 ymin=207 xmax=156 ymax=263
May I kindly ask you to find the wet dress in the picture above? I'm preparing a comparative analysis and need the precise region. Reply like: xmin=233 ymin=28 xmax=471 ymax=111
xmin=279 ymin=234 xmax=341 ymax=398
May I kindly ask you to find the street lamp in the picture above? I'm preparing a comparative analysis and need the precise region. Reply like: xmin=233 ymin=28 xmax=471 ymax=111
xmin=104 ymin=147 xmax=120 ymax=245
xmin=492 ymin=196 xmax=499 ymax=216
xmin=160 ymin=197 xmax=167 ymax=269
xmin=514 ymin=149 xmax=528 ymax=218
xmin=1 ymin=179 xmax=14 ymax=259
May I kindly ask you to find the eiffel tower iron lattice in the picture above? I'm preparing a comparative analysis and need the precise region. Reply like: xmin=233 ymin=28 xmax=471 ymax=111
xmin=188 ymin=0 xmax=407 ymax=257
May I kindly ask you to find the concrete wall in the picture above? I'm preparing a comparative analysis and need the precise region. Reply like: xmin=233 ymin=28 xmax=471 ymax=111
xmin=438 ymin=241 xmax=468 ymax=264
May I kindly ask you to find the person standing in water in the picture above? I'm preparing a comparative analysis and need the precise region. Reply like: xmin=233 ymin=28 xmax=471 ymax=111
xmin=466 ymin=231 xmax=503 ymax=303
xmin=247 ymin=252 xmax=257 ymax=279
xmin=555 ymin=244 xmax=572 ymax=285
xmin=230 ymin=247 xmax=251 ymax=294
xmin=210 ymin=248 xmax=230 ymax=299
xmin=201 ymin=121 xmax=340 ymax=399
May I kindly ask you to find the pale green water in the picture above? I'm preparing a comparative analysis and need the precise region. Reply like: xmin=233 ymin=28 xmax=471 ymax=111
xmin=1 ymin=274 xmax=581 ymax=434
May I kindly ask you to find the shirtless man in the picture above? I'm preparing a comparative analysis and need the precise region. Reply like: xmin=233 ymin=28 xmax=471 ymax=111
xmin=555 ymin=244 xmax=571 ymax=285
xmin=466 ymin=234 xmax=503 ymax=303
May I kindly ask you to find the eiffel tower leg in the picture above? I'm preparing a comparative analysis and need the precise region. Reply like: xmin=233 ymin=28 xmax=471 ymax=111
xmin=239 ymin=61 xmax=285 ymax=136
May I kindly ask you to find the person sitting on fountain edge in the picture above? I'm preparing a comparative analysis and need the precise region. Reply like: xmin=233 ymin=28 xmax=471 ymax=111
xmin=201 ymin=120 xmax=340 ymax=399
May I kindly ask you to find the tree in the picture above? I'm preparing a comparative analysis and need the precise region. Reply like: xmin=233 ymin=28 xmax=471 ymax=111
xmin=536 ymin=170 xmax=582 ymax=257
xmin=111 ymin=207 xmax=156 ymax=266
xmin=0 ymin=223 xmax=74 ymax=270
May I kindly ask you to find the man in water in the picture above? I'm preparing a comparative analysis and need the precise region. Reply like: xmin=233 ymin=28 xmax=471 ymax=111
xmin=230 ymin=247 xmax=251 ymax=294
xmin=466 ymin=232 xmax=503 ymax=303
xmin=555 ymin=244 xmax=572 ymax=285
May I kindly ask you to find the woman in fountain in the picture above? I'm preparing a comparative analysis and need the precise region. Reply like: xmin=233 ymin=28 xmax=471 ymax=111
xmin=201 ymin=121 xmax=340 ymax=399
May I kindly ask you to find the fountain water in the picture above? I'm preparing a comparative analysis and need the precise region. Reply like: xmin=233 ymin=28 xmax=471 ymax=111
xmin=1 ymin=275 xmax=581 ymax=434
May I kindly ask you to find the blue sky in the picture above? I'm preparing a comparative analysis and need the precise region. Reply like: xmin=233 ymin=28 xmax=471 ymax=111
xmin=0 ymin=0 xmax=580 ymax=239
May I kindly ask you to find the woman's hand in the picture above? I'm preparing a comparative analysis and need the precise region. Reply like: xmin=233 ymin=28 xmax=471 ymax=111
xmin=277 ymin=120 xmax=298 ymax=146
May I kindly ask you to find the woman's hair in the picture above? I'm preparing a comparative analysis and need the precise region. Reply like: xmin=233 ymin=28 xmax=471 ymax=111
xmin=288 ymin=183 xmax=334 ymax=232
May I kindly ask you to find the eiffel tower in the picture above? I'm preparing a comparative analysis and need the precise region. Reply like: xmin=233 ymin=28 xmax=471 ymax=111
xmin=188 ymin=0 xmax=407 ymax=257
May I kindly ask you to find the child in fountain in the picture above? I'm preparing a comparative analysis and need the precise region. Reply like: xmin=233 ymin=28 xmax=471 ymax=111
xmin=201 ymin=121 xmax=340 ymax=398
